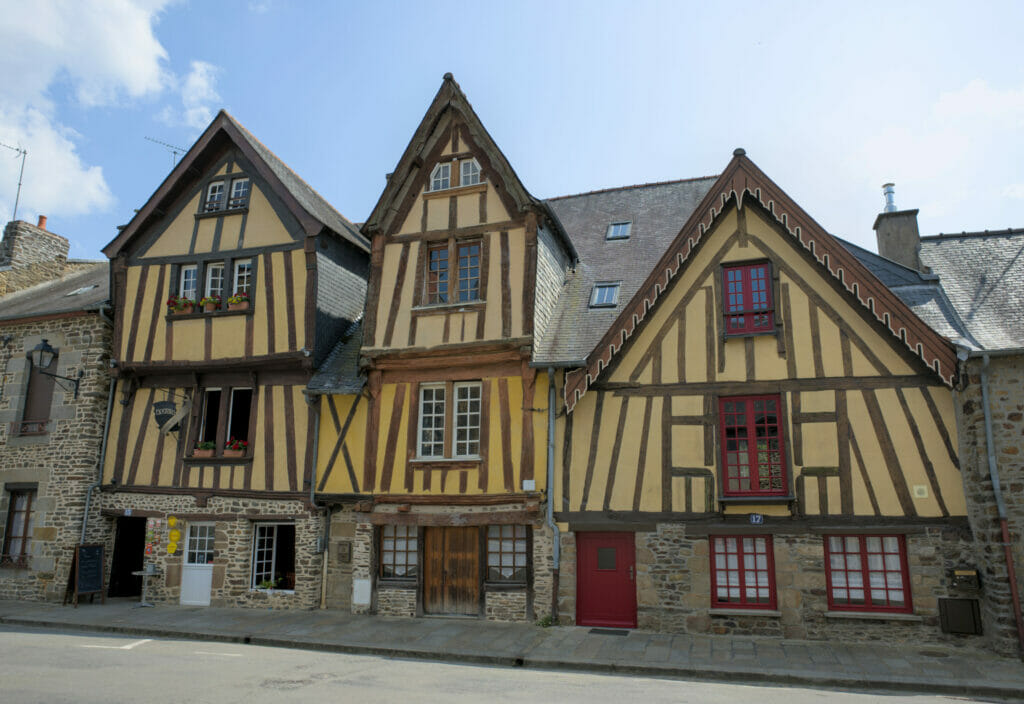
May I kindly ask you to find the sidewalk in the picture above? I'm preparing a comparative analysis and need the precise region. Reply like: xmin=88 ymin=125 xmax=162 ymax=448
xmin=1 ymin=598 xmax=1022 ymax=700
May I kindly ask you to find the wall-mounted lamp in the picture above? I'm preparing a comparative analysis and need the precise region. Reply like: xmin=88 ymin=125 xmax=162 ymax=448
xmin=30 ymin=339 xmax=84 ymax=399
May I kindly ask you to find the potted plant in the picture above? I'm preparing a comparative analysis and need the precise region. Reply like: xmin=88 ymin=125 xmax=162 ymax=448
xmin=227 ymin=291 xmax=250 ymax=311
xmin=167 ymin=295 xmax=195 ymax=315
xmin=199 ymin=294 xmax=221 ymax=313
xmin=224 ymin=436 xmax=248 ymax=458
xmin=256 ymin=577 xmax=280 ymax=591
xmin=193 ymin=441 xmax=215 ymax=458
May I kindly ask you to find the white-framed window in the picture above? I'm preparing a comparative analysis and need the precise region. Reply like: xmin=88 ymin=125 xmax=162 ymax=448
xmin=179 ymin=265 xmax=198 ymax=302
xmin=229 ymin=177 xmax=251 ymax=209
xmin=430 ymin=163 xmax=451 ymax=191
xmin=204 ymin=181 xmax=225 ymax=212
xmin=185 ymin=523 xmax=215 ymax=565
xmin=252 ymin=523 xmax=295 ymax=590
xmin=197 ymin=386 xmax=253 ymax=454
xmin=454 ymin=382 xmax=482 ymax=458
xmin=606 ymin=221 xmax=632 ymax=240
xmin=234 ymin=259 xmax=253 ymax=295
xmin=460 ymin=159 xmax=481 ymax=186
xmin=418 ymin=384 xmax=446 ymax=458
xmin=590 ymin=282 xmax=620 ymax=308
xmin=205 ymin=263 xmax=224 ymax=299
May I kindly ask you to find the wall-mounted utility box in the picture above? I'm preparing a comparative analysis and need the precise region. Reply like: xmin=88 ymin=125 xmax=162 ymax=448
xmin=938 ymin=598 xmax=983 ymax=635
xmin=950 ymin=568 xmax=981 ymax=590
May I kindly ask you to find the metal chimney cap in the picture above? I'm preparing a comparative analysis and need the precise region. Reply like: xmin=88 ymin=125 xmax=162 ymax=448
xmin=882 ymin=183 xmax=897 ymax=213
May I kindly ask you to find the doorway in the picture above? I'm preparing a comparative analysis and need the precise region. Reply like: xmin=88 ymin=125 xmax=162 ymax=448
xmin=423 ymin=526 xmax=479 ymax=616
xmin=576 ymin=532 xmax=637 ymax=628
xmin=108 ymin=516 xmax=145 ymax=597
xmin=180 ymin=522 xmax=215 ymax=606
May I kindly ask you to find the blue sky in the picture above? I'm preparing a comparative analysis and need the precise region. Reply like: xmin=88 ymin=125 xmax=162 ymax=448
xmin=1 ymin=1 xmax=1022 ymax=258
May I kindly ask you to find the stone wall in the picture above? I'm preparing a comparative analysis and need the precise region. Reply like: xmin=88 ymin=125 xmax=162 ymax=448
xmin=325 ymin=508 xmax=356 ymax=610
xmin=956 ymin=355 xmax=1024 ymax=656
xmin=0 ymin=315 xmax=111 ymax=601
xmin=377 ymin=585 xmax=416 ymax=617
xmin=0 ymin=220 xmax=71 ymax=296
xmin=91 ymin=491 xmax=324 ymax=609
xmin=486 ymin=590 xmax=528 ymax=621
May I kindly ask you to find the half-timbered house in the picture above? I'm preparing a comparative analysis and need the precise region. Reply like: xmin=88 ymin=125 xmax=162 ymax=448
xmin=95 ymin=111 xmax=369 ymax=607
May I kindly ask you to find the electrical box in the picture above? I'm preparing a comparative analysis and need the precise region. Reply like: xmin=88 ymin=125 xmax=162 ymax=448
xmin=938 ymin=598 xmax=983 ymax=635
xmin=950 ymin=568 xmax=981 ymax=590
xmin=337 ymin=541 xmax=352 ymax=564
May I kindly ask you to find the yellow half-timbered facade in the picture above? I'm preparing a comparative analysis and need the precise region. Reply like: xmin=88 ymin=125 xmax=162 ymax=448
xmin=94 ymin=111 xmax=369 ymax=607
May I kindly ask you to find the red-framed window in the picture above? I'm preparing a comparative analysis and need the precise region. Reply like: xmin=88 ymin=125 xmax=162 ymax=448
xmin=824 ymin=535 xmax=912 ymax=613
xmin=710 ymin=535 xmax=776 ymax=609
xmin=719 ymin=395 xmax=787 ymax=496
xmin=723 ymin=262 xmax=774 ymax=334
xmin=380 ymin=525 xmax=419 ymax=579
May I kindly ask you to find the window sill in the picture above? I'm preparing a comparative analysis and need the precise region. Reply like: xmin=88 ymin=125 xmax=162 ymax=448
xmin=723 ymin=329 xmax=778 ymax=340
xmin=166 ymin=306 xmax=253 ymax=322
xmin=249 ymin=588 xmax=296 ymax=594
xmin=709 ymin=608 xmax=781 ymax=617
xmin=718 ymin=495 xmax=795 ymax=504
xmin=378 ymin=579 xmax=417 ymax=590
xmin=0 ymin=559 xmax=30 ymax=570
xmin=195 ymin=206 xmax=249 ymax=220
xmin=183 ymin=455 xmax=253 ymax=465
xmin=824 ymin=610 xmax=921 ymax=622
xmin=411 ymin=301 xmax=485 ymax=314
xmin=422 ymin=183 xmax=487 ymax=199
xmin=484 ymin=581 xmax=527 ymax=592
xmin=409 ymin=459 xmax=481 ymax=471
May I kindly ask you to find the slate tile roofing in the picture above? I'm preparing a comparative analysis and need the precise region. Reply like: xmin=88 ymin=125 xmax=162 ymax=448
xmin=308 ymin=318 xmax=364 ymax=394
xmin=0 ymin=262 xmax=109 ymax=320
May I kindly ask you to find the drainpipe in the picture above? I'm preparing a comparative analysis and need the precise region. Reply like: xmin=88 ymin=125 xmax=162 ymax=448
xmin=546 ymin=367 xmax=560 ymax=620
xmin=82 ymin=359 xmax=117 ymax=544
xmin=306 ymin=392 xmax=330 ymax=609
xmin=979 ymin=353 xmax=1024 ymax=656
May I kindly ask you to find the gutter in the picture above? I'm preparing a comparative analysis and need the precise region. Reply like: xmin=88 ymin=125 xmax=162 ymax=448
xmin=546 ymin=367 xmax=560 ymax=620
xmin=82 ymin=356 xmax=117 ymax=544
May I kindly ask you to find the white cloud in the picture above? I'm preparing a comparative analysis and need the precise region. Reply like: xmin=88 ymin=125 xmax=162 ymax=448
xmin=1003 ymin=184 xmax=1024 ymax=200
xmin=159 ymin=61 xmax=221 ymax=131
xmin=0 ymin=1 xmax=175 ymax=223
xmin=249 ymin=0 xmax=273 ymax=13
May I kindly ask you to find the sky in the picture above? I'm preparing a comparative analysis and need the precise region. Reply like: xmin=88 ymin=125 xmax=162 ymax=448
xmin=0 ymin=0 xmax=1022 ymax=259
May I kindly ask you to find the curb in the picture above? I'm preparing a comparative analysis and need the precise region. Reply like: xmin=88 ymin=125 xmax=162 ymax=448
xmin=3 ymin=616 xmax=1022 ymax=701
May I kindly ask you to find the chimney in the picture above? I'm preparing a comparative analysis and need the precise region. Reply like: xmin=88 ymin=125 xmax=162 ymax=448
xmin=873 ymin=183 xmax=924 ymax=272
xmin=37 ymin=214 xmax=47 ymax=230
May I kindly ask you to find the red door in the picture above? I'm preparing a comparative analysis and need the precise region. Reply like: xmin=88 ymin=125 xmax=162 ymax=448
xmin=576 ymin=532 xmax=636 ymax=628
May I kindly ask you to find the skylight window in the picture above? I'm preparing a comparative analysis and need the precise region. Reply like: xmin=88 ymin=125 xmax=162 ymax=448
xmin=64 ymin=284 xmax=99 ymax=297
xmin=590 ymin=282 xmax=620 ymax=308
xmin=606 ymin=221 xmax=632 ymax=240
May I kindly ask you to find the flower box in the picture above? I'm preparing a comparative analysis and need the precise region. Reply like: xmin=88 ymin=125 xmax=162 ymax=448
xmin=192 ymin=448 xmax=214 ymax=458
xmin=173 ymin=303 xmax=194 ymax=315
xmin=203 ymin=303 xmax=217 ymax=313
xmin=223 ymin=449 xmax=245 ymax=459
xmin=228 ymin=300 xmax=249 ymax=311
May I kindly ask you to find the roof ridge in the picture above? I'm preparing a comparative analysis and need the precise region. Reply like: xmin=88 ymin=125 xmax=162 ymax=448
xmin=923 ymin=227 xmax=1024 ymax=240
xmin=545 ymin=175 xmax=719 ymax=202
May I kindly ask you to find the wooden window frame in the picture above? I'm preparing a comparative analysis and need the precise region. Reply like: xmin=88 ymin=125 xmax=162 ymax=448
xmin=233 ymin=258 xmax=253 ymax=297
xmin=415 ymin=380 xmax=484 ymax=461
xmin=251 ymin=522 xmax=296 ymax=591
xmin=722 ymin=261 xmax=775 ymax=335
xmin=190 ymin=383 xmax=256 ymax=460
xmin=203 ymin=181 xmax=225 ymax=212
xmin=379 ymin=524 xmax=419 ymax=581
xmin=425 ymin=243 xmax=450 ymax=305
xmin=718 ymin=394 xmax=787 ymax=497
xmin=485 ymin=524 xmax=528 ymax=584
xmin=709 ymin=534 xmax=777 ymax=609
xmin=2 ymin=487 xmax=36 ymax=567
xmin=429 ymin=163 xmax=451 ymax=192
xmin=169 ymin=256 xmax=257 ymax=320
xmin=200 ymin=173 xmax=251 ymax=215
xmin=417 ymin=383 xmax=447 ymax=459
xmin=17 ymin=355 xmax=57 ymax=436
xmin=179 ymin=264 xmax=198 ymax=302
xmin=590 ymin=281 xmax=620 ymax=308
xmin=421 ymin=238 xmax=483 ymax=306
xmin=228 ymin=177 xmax=251 ymax=210
xmin=460 ymin=158 xmax=482 ymax=187
xmin=455 ymin=240 xmax=481 ymax=303
xmin=824 ymin=534 xmax=913 ymax=614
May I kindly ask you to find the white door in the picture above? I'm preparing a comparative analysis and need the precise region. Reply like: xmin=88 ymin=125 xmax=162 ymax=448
xmin=180 ymin=522 xmax=215 ymax=606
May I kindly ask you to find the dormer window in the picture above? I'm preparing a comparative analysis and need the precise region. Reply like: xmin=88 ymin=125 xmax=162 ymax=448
xmin=606 ymin=221 xmax=631 ymax=240
xmin=204 ymin=182 xmax=225 ymax=212
xmin=461 ymin=159 xmax=481 ymax=186
xmin=590 ymin=282 xmax=620 ymax=308
xmin=228 ymin=178 xmax=251 ymax=209
xmin=430 ymin=163 xmax=451 ymax=191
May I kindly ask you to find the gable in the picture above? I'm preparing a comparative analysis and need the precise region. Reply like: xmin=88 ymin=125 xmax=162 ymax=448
xmin=563 ymin=151 xmax=958 ymax=411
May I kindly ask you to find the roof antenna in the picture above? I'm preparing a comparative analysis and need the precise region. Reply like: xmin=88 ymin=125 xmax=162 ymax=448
xmin=145 ymin=136 xmax=188 ymax=167
xmin=0 ymin=140 xmax=28 ymax=221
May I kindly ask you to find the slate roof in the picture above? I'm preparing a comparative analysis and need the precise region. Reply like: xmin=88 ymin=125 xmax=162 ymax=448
xmin=918 ymin=229 xmax=1024 ymax=350
xmin=532 ymin=177 xmax=718 ymax=364
xmin=308 ymin=318 xmax=364 ymax=394
xmin=0 ymin=262 xmax=109 ymax=321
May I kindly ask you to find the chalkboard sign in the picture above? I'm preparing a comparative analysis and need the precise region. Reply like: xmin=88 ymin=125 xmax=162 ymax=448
xmin=64 ymin=544 xmax=106 ymax=607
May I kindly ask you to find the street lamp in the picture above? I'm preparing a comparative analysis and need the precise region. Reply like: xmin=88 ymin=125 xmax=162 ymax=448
xmin=29 ymin=339 xmax=83 ymax=399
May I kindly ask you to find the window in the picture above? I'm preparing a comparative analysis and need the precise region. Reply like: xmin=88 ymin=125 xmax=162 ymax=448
xmin=417 ymin=381 xmax=483 ymax=460
xmin=204 ymin=181 xmax=225 ymax=212
xmin=18 ymin=357 xmax=56 ymax=436
xmin=422 ymin=240 xmax=481 ymax=305
xmin=179 ymin=265 xmax=198 ymax=302
xmin=487 ymin=525 xmax=527 ymax=582
xmin=430 ymin=163 xmax=450 ymax=191
xmin=205 ymin=263 xmax=224 ymax=300
xmin=461 ymin=159 xmax=481 ymax=186
xmin=825 ymin=535 xmax=911 ymax=613
xmin=710 ymin=535 xmax=776 ymax=609
xmin=185 ymin=523 xmax=215 ymax=565
xmin=2 ymin=489 xmax=35 ymax=567
xmin=590 ymin=282 xmax=620 ymax=308
xmin=380 ymin=525 xmax=418 ymax=578
xmin=228 ymin=178 xmax=251 ymax=209
xmin=723 ymin=262 xmax=774 ymax=334
xmin=252 ymin=523 xmax=295 ymax=590
xmin=233 ymin=259 xmax=253 ymax=295
xmin=197 ymin=386 xmax=253 ymax=456
xmin=606 ymin=221 xmax=632 ymax=240
xmin=719 ymin=395 xmax=786 ymax=496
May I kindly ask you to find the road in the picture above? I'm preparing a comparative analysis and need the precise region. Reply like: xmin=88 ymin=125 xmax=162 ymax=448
xmin=0 ymin=625 xmax=999 ymax=704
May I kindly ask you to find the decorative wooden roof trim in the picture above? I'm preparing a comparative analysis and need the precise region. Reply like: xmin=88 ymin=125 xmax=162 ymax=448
xmin=563 ymin=150 xmax=957 ymax=412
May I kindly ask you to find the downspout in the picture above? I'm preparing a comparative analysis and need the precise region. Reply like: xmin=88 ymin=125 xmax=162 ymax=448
xmin=546 ymin=367 xmax=560 ymax=620
xmin=979 ymin=354 xmax=1024 ymax=656
xmin=82 ymin=355 xmax=117 ymax=545
xmin=306 ymin=391 xmax=330 ymax=610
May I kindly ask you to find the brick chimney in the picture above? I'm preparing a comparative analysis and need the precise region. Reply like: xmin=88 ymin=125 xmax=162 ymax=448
xmin=872 ymin=184 xmax=926 ymax=272
xmin=0 ymin=217 xmax=71 ymax=296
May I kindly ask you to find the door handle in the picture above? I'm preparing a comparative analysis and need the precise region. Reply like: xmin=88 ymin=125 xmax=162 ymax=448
xmin=629 ymin=566 xmax=634 ymax=581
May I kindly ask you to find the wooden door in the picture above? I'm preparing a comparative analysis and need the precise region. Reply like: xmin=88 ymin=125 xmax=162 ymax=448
xmin=424 ymin=526 xmax=480 ymax=615
xmin=576 ymin=532 xmax=637 ymax=627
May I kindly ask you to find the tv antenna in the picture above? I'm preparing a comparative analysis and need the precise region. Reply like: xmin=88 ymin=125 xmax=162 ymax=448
xmin=145 ymin=136 xmax=188 ymax=167
xmin=0 ymin=141 xmax=28 ymax=221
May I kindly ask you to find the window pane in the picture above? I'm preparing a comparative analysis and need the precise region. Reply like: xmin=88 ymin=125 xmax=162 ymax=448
xmin=233 ymin=259 xmax=253 ymax=295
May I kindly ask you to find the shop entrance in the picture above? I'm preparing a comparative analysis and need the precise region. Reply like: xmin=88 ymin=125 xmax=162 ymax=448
xmin=108 ymin=516 xmax=145 ymax=597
